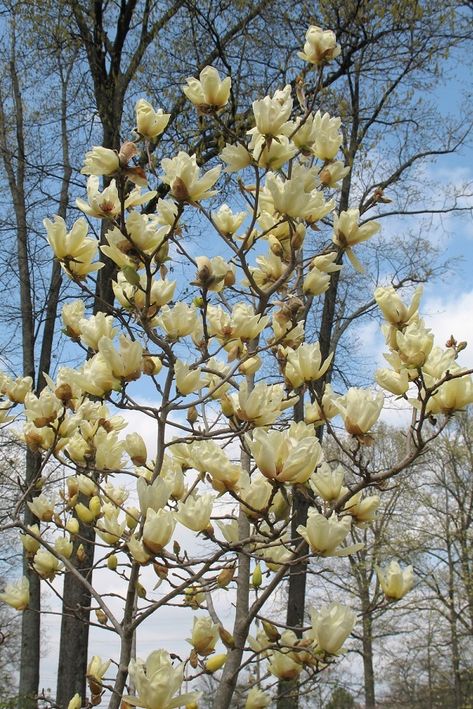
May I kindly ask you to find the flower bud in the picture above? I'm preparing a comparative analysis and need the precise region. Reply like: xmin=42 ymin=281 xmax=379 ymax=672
xmin=262 ymin=619 xmax=280 ymax=642
xmin=205 ymin=653 xmax=227 ymax=673
xmin=20 ymin=525 xmax=41 ymax=554
xmin=95 ymin=609 xmax=108 ymax=625
xmin=66 ymin=518 xmax=80 ymax=535
xmin=218 ymin=626 xmax=235 ymax=649
xmin=252 ymin=563 xmax=263 ymax=589
xmin=217 ymin=565 xmax=235 ymax=588
xmin=107 ymin=554 xmax=118 ymax=571
xmin=67 ymin=694 xmax=82 ymax=709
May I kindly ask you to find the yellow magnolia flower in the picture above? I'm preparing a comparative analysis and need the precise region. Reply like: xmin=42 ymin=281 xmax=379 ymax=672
xmin=125 ymin=649 xmax=199 ymax=709
xmin=1 ymin=375 xmax=33 ymax=403
xmin=67 ymin=693 xmax=82 ymax=709
xmin=396 ymin=320 xmax=434 ymax=368
xmin=0 ymin=577 xmax=29 ymax=610
xmin=20 ymin=524 xmax=41 ymax=554
xmin=27 ymin=495 xmax=55 ymax=522
xmin=97 ymin=335 xmax=143 ymax=381
xmin=375 ymin=368 xmax=409 ymax=396
xmin=248 ymin=424 xmax=322 ymax=484
xmin=220 ymin=143 xmax=252 ymax=173
xmin=268 ymin=650 xmax=302 ymax=681
xmin=44 ymin=216 xmax=103 ymax=279
xmin=175 ymin=493 xmax=214 ymax=532
xmin=161 ymin=151 xmax=221 ymax=202
xmin=81 ymin=146 xmax=120 ymax=176
xmin=125 ymin=432 xmax=148 ymax=466
xmin=76 ymin=176 xmax=121 ymax=219
xmin=193 ymin=255 xmax=235 ymax=292
xmin=333 ymin=209 xmax=380 ymax=248
xmin=335 ymin=388 xmax=384 ymax=437
xmin=298 ymin=25 xmax=341 ymax=65
xmin=297 ymin=510 xmax=362 ymax=557
xmin=250 ymin=85 xmax=292 ymax=137
xmin=284 ymin=342 xmax=333 ymax=388
xmin=157 ymin=302 xmax=198 ymax=339
xmin=188 ymin=616 xmax=219 ymax=655
xmin=310 ymin=602 xmax=356 ymax=654
xmin=143 ymin=508 xmax=176 ymax=553
xmin=374 ymin=285 xmax=422 ymax=326
xmin=78 ymin=312 xmax=117 ymax=351
xmin=61 ymin=300 xmax=85 ymax=339
xmin=245 ymin=687 xmax=271 ymax=708
xmin=33 ymin=548 xmax=62 ymax=580
xmin=311 ymin=111 xmax=343 ymax=161
xmin=205 ymin=653 xmax=227 ymax=672
xmin=344 ymin=491 xmax=380 ymax=525
xmin=212 ymin=204 xmax=247 ymax=235
xmin=236 ymin=381 xmax=297 ymax=427
xmin=376 ymin=561 xmax=414 ymax=600
xmin=136 ymin=98 xmax=170 ymax=139
xmin=310 ymin=463 xmax=345 ymax=501
xmin=183 ymin=66 xmax=231 ymax=110
xmin=425 ymin=368 xmax=473 ymax=414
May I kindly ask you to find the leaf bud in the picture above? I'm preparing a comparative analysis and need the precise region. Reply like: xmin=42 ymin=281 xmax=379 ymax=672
xmin=218 ymin=625 xmax=235 ymax=649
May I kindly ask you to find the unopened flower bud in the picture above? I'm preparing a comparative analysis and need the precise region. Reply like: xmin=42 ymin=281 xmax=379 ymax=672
xmin=262 ymin=619 xmax=280 ymax=642
xmin=65 ymin=517 xmax=79 ymax=535
xmin=107 ymin=554 xmax=118 ymax=570
xmin=252 ymin=563 xmax=263 ymax=589
xmin=189 ymin=648 xmax=199 ymax=668
xmin=126 ymin=507 xmax=140 ymax=530
xmin=205 ymin=653 xmax=227 ymax=673
xmin=218 ymin=626 xmax=235 ymax=649
xmin=119 ymin=141 xmax=138 ymax=165
xmin=187 ymin=405 xmax=198 ymax=424
xmin=67 ymin=694 xmax=82 ymax=709
xmin=95 ymin=609 xmax=108 ymax=625
xmin=217 ymin=565 xmax=235 ymax=588
xmin=153 ymin=563 xmax=168 ymax=579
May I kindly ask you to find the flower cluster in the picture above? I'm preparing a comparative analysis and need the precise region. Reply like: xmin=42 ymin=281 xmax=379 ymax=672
xmin=0 ymin=22 xmax=470 ymax=709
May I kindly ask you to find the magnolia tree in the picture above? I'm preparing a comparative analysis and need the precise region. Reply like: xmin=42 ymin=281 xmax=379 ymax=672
xmin=1 ymin=25 xmax=473 ymax=709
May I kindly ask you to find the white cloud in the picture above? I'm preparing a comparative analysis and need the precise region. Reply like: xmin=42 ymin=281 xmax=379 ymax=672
xmin=423 ymin=289 xmax=473 ymax=368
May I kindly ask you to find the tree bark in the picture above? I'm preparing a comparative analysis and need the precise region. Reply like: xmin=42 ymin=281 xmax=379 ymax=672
xmin=360 ymin=587 xmax=376 ymax=709
xmin=55 ymin=522 xmax=96 ymax=705
xmin=277 ymin=397 xmax=306 ymax=709
xmin=213 ymin=437 xmax=252 ymax=709
xmin=0 ymin=40 xmax=41 ymax=709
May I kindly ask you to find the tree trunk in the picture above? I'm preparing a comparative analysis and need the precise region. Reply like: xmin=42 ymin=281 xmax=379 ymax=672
xmin=213 ymin=443 xmax=251 ymax=709
xmin=277 ymin=159 xmax=355 ymax=709
xmin=55 ymin=521 xmax=96 ymax=705
xmin=446 ymin=522 xmax=462 ymax=708
xmin=360 ymin=589 xmax=376 ymax=709
xmin=277 ymin=397 xmax=306 ymax=709
xmin=0 ymin=44 xmax=42 ymax=709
